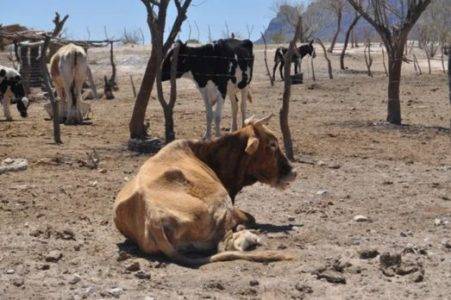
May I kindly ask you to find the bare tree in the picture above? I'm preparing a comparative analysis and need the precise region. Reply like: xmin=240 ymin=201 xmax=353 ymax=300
xmin=317 ymin=38 xmax=334 ymax=79
xmin=363 ymin=39 xmax=373 ymax=77
xmin=280 ymin=15 xmax=303 ymax=161
xmin=261 ymin=32 xmax=275 ymax=86
xmin=208 ymin=25 xmax=212 ymax=43
xmin=129 ymin=0 xmax=192 ymax=143
xmin=246 ymin=24 xmax=254 ymax=39
xmin=340 ymin=10 xmax=361 ymax=69
xmin=326 ymin=0 xmax=345 ymax=53
xmin=348 ymin=0 xmax=432 ymax=124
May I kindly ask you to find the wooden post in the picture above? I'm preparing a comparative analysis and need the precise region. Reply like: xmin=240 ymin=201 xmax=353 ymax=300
xmin=261 ymin=32 xmax=274 ymax=87
xmin=41 ymin=36 xmax=62 ymax=144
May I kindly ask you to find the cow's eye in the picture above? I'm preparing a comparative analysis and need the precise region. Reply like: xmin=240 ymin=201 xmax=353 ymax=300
xmin=268 ymin=141 xmax=278 ymax=152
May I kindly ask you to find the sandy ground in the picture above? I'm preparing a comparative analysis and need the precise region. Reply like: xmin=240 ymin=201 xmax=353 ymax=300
xmin=0 ymin=43 xmax=450 ymax=299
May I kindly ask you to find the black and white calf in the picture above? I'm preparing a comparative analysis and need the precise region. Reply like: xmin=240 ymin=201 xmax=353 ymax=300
xmin=272 ymin=40 xmax=316 ymax=81
xmin=161 ymin=38 xmax=254 ymax=139
xmin=0 ymin=65 xmax=29 ymax=121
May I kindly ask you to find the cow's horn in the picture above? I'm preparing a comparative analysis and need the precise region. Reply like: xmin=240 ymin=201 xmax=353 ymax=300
xmin=254 ymin=113 xmax=274 ymax=126
xmin=244 ymin=115 xmax=256 ymax=125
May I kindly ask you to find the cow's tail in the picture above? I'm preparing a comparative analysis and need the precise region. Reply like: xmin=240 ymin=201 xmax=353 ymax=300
xmin=152 ymin=224 xmax=293 ymax=267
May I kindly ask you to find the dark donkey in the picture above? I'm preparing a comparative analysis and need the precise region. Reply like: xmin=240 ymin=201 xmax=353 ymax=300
xmin=272 ymin=40 xmax=315 ymax=81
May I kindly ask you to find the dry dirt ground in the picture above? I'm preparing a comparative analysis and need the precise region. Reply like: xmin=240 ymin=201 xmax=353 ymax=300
xmin=0 ymin=44 xmax=450 ymax=299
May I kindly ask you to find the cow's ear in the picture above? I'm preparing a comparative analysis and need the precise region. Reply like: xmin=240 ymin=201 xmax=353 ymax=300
xmin=309 ymin=40 xmax=314 ymax=45
xmin=245 ymin=137 xmax=259 ymax=155
xmin=0 ymin=69 xmax=5 ymax=77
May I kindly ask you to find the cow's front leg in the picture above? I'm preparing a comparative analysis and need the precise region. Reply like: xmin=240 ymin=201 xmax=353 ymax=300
xmin=199 ymin=87 xmax=213 ymax=140
xmin=2 ymin=96 xmax=12 ymax=121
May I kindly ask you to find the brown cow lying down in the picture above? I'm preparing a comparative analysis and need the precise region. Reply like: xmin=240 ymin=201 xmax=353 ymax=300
xmin=114 ymin=115 xmax=297 ymax=266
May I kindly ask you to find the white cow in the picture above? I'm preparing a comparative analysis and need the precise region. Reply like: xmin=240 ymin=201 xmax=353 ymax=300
xmin=47 ymin=43 xmax=90 ymax=124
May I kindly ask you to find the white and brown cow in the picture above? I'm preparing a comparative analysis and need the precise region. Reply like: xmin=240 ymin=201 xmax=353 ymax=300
xmin=46 ymin=43 xmax=90 ymax=124
xmin=114 ymin=115 xmax=297 ymax=266
xmin=0 ymin=65 xmax=29 ymax=121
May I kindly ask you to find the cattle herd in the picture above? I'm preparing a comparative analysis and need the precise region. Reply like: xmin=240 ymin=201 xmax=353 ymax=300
xmin=0 ymin=37 xmax=316 ymax=266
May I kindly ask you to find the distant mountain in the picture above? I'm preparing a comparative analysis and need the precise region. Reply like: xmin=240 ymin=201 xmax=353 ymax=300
xmin=256 ymin=3 xmax=372 ymax=44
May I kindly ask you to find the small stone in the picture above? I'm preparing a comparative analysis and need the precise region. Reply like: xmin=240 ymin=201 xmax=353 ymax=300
xmin=108 ymin=287 xmax=124 ymax=297
xmin=295 ymin=283 xmax=313 ymax=293
xmin=5 ymin=269 xmax=15 ymax=274
xmin=316 ymin=270 xmax=346 ymax=284
xmin=249 ymin=279 xmax=259 ymax=286
xmin=99 ymin=168 xmax=107 ymax=174
xmin=29 ymin=229 xmax=43 ymax=237
xmin=117 ymin=251 xmax=130 ymax=262
xmin=317 ymin=161 xmax=326 ymax=166
xmin=379 ymin=252 xmax=401 ymax=268
xmin=36 ymin=263 xmax=50 ymax=270
xmin=126 ymin=261 xmax=140 ymax=272
xmin=12 ymin=278 xmax=24 ymax=287
xmin=89 ymin=181 xmax=98 ymax=187
xmin=59 ymin=229 xmax=76 ymax=240
xmin=69 ymin=274 xmax=81 ymax=285
xmin=358 ymin=248 xmax=379 ymax=259
xmin=316 ymin=190 xmax=328 ymax=196
xmin=353 ymin=215 xmax=370 ymax=222
xmin=328 ymin=163 xmax=341 ymax=169
xmin=288 ymin=216 xmax=295 ymax=222
xmin=135 ymin=271 xmax=151 ymax=280
xmin=441 ymin=239 xmax=451 ymax=249
xmin=434 ymin=218 xmax=443 ymax=226
xmin=45 ymin=250 xmax=63 ymax=263
xmin=0 ymin=158 xmax=28 ymax=174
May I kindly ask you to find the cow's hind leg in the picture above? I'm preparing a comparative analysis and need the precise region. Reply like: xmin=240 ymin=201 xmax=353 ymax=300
xmin=228 ymin=84 xmax=238 ymax=132
xmin=213 ymin=91 xmax=224 ymax=138
xmin=199 ymin=87 xmax=213 ymax=140
xmin=240 ymin=87 xmax=248 ymax=128
xmin=1 ymin=96 xmax=12 ymax=121
xmin=279 ymin=61 xmax=285 ymax=80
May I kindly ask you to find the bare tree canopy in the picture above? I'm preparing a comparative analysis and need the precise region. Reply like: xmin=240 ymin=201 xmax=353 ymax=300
xmin=129 ymin=0 xmax=192 ymax=143
xmin=347 ymin=0 xmax=432 ymax=124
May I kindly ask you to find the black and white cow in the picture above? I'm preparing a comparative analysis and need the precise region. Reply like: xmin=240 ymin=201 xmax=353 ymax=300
xmin=272 ymin=40 xmax=316 ymax=81
xmin=0 ymin=65 xmax=29 ymax=121
xmin=161 ymin=38 xmax=254 ymax=139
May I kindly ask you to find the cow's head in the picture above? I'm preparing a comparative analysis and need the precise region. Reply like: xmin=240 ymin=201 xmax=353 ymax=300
xmin=161 ymin=41 xmax=190 ymax=81
xmin=306 ymin=40 xmax=316 ymax=58
xmin=241 ymin=114 xmax=297 ymax=189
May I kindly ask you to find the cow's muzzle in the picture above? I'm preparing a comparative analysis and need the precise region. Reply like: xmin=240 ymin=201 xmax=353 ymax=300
xmin=275 ymin=169 xmax=297 ymax=190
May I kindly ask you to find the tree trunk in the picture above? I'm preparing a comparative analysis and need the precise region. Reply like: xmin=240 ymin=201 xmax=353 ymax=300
xmin=317 ymin=39 xmax=333 ymax=79
xmin=340 ymin=15 xmax=360 ymax=70
xmin=281 ymin=44 xmax=294 ymax=161
xmin=129 ymin=49 xmax=158 ymax=139
xmin=163 ymin=107 xmax=175 ymax=142
xmin=386 ymin=54 xmax=403 ymax=124
xmin=328 ymin=10 xmax=342 ymax=53
xmin=261 ymin=32 xmax=274 ymax=86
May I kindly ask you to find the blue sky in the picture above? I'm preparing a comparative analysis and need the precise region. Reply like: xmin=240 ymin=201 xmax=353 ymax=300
xmin=0 ymin=0 xmax=277 ymax=42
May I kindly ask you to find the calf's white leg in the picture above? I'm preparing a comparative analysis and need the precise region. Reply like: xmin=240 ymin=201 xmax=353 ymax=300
xmin=199 ymin=87 xmax=213 ymax=140
xmin=1 ymin=95 xmax=12 ymax=121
